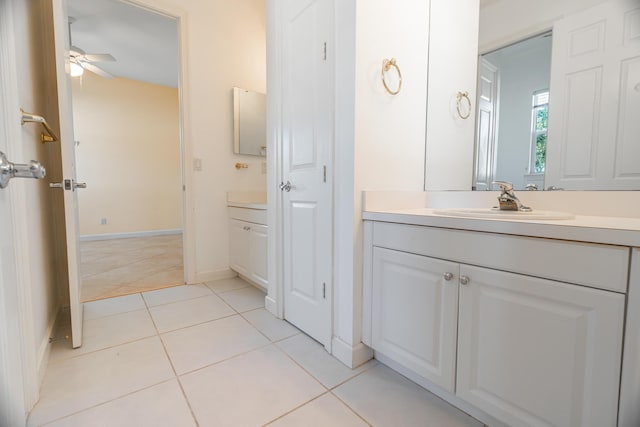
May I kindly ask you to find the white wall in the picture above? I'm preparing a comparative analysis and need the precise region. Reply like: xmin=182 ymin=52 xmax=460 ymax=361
xmin=479 ymin=0 xmax=609 ymax=51
xmin=489 ymin=39 xmax=552 ymax=188
xmin=333 ymin=0 xmax=429 ymax=354
xmin=71 ymin=73 xmax=182 ymax=236
xmin=134 ymin=0 xmax=267 ymax=281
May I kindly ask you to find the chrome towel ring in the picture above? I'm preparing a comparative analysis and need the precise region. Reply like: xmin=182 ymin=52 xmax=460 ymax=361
xmin=382 ymin=58 xmax=402 ymax=95
xmin=456 ymin=91 xmax=472 ymax=119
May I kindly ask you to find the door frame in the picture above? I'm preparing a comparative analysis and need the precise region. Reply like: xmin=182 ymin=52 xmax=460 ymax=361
xmin=114 ymin=0 xmax=195 ymax=285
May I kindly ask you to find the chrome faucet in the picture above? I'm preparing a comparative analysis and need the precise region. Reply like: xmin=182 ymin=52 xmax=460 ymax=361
xmin=493 ymin=181 xmax=532 ymax=212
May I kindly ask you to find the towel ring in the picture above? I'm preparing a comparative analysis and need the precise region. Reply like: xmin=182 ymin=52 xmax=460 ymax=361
xmin=382 ymin=58 xmax=402 ymax=95
xmin=456 ymin=91 xmax=472 ymax=119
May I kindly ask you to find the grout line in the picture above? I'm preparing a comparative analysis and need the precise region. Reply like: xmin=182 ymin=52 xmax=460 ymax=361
xmin=142 ymin=285 xmax=215 ymax=308
xmin=327 ymin=390 xmax=374 ymax=427
xmin=260 ymin=390 xmax=333 ymax=426
xmin=142 ymin=291 xmax=201 ymax=427
xmin=37 ymin=379 xmax=180 ymax=427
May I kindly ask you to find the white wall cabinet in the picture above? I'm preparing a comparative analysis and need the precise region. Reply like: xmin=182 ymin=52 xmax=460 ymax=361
xmin=364 ymin=221 xmax=626 ymax=427
xmin=229 ymin=207 xmax=268 ymax=290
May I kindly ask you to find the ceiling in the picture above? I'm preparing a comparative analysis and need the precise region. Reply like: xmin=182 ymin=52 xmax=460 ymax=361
xmin=67 ymin=0 xmax=179 ymax=88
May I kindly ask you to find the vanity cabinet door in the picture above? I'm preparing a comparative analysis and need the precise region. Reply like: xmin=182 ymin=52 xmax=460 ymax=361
xmin=456 ymin=265 xmax=625 ymax=427
xmin=372 ymin=247 xmax=459 ymax=392
xmin=229 ymin=219 xmax=251 ymax=277
xmin=248 ymin=223 xmax=268 ymax=288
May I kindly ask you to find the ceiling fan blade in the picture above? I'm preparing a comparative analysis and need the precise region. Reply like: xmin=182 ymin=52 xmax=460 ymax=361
xmin=82 ymin=53 xmax=116 ymax=63
xmin=81 ymin=62 xmax=114 ymax=79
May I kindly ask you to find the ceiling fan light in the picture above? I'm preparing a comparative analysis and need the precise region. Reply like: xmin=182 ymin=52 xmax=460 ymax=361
xmin=70 ymin=61 xmax=84 ymax=77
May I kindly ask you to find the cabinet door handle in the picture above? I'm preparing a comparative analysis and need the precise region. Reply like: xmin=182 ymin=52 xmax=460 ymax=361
xmin=443 ymin=272 xmax=454 ymax=281
xmin=460 ymin=276 xmax=470 ymax=285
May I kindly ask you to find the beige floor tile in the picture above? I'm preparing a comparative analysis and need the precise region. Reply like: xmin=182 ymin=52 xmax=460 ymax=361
xmin=83 ymin=294 xmax=146 ymax=320
xmin=217 ymin=285 xmax=266 ymax=312
xmin=142 ymin=284 xmax=212 ymax=307
xmin=242 ymin=308 xmax=301 ymax=342
xmin=43 ymin=380 xmax=196 ymax=427
xmin=180 ymin=345 xmax=326 ymax=426
xmin=149 ymin=294 xmax=235 ymax=333
xmin=49 ymin=309 xmax=156 ymax=362
xmin=161 ymin=315 xmax=269 ymax=374
xmin=333 ymin=364 xmax=483 ymax=427
xmin=205 ymin=276 xmax=250 ymax=293
xmin=28 ymin=337 xmax=174 ymax=427
xmin=277 ymin=333 xmax=377 ymax=388
xmin=267 ymin=393 xmax=368 ymax=427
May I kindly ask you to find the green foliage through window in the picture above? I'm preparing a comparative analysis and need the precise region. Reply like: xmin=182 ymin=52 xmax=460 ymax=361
xmin=530 ymin=91 xmax=549 ymax=174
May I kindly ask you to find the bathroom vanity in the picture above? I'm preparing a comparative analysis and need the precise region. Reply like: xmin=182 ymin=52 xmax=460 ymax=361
xmin=362 ymin=194 xmax=640 ymax=427
xmin=227 ymin=192 xmax=268 ymax=290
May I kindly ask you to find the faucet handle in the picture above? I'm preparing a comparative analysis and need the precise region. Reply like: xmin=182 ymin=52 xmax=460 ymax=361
xmin=492 ymin=181 xmax=513 ymax=193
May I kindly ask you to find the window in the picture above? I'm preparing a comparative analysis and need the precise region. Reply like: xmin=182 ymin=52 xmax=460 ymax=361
xmin=530 ymin=90 xmax=549 ymax=174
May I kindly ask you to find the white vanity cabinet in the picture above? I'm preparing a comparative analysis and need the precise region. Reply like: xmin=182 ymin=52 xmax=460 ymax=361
xmin=228 ymin=207 xmax=268 ymax=290
xmin=363 ymin=221 xmax=627 ymax=427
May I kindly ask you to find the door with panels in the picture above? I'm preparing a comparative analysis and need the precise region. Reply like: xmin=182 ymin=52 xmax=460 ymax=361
xmin=280 ymin=0 xmax=334 ymax=347
xmin=545 ymin=0 xmax=640 ymax=190
xmin=371 ymin=247 xmax=459 ymax=392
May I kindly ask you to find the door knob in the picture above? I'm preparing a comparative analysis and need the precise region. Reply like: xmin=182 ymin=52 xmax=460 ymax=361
xmin=49 ymin=179 xmax=87 ymax=191
xmin=279 ymin=180 xmax=292 ymax=192
xmin=0 ymin=150 xmax=46 ymax=189
xmin=73 ymin=181 xmax=87 ymax=189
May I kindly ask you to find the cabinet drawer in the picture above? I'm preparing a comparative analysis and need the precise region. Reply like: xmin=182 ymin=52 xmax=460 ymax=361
xmin=228 ymin=207 xmax=267 ymax=225
xmin=372 ymin=222 xmax=629 ymax=293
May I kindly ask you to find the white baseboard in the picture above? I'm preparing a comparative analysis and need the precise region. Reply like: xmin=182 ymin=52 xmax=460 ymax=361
xmin=331 ymin=337 xmax=374 ymax=369
xmin=36 ymin=307 xmax=59 ymax=393
xmin=194 ymin=268 xmax=237 ymax=284
xmin=265 ymin=295 xmax=278 ymax=316
xmin=79 ymin=229 xmax=182 ymax=242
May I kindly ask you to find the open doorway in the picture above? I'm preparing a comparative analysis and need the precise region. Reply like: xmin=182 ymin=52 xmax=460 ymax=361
xmin=67 ymin=0 xmax=184 ymax=302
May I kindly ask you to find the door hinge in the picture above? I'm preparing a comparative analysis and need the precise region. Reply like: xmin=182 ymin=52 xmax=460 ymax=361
xmin=323 ymin=165 xmax=326 ymax=183
xmin=322 ymin=282 xmax=326 ymax=299
xmin=323 ymin=42 xmax=327 ymax=61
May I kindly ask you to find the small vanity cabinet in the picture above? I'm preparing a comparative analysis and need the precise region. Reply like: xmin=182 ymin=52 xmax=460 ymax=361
xmin=228 ymin=206 xmax=268 ymax=290
xmin=363 ymin=221 xmax=627 ymax=427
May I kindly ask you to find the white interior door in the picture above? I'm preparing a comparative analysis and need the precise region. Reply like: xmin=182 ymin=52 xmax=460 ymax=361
xmin=473 ymin=58 xmax=499 ymax=190
xmin=546 ymin=0 xmax=640 ymax=190
xmin=281 ymin=0 xmax=333 ymax=348
xmin=51 ymin=0 xmax=83 ymax=348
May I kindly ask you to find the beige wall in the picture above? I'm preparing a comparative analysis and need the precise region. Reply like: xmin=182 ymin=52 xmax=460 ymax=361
xmin=71 ymin=73 xmax=182 ymax=236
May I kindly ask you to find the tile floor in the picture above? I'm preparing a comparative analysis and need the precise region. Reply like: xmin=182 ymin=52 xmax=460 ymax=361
xmin=29 ymin=277 xmax=483 ymax=427
xmin=80 ymin=235 xmax=184 ymax=302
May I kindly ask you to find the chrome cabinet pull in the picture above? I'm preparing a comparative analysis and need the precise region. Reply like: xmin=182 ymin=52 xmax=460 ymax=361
xmin=0 ymin=151 xmax=46 ymax=189
xmin=443 ymin=272 xmax=454 ymax=282
xmin=460 ymin=276 xmax=470 ymax=286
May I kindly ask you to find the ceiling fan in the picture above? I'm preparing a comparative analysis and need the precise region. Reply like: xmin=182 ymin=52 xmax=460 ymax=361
xmin=68 ymin=17 xmax=116 ymax=79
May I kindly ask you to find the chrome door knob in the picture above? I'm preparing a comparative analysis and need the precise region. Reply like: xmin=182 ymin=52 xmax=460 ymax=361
xmin=279 ymin=180 xmax=292 ymax=192
xmin=0 ymin=151 xmax=46 ymax=189
xmin=73 ymin=181 xmax=87 ymax=189
xmin=443 ymin=272 xmax=454 ymax=281
xmin=460 ymin=276 xmax=470 ymax=285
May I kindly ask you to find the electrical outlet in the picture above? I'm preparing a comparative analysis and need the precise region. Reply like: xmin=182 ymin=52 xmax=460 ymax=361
xmin=100 ymin=218 xmax=107 ymax=225
xmin=193 ymin=158 xmax=202 ymax=171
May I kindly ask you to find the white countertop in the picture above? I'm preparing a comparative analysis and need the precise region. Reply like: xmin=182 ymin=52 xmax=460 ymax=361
xmin=363 ymin=208 xmax=640 ymax=247
xmin=227 ymin=191 xmax=267 ymax=210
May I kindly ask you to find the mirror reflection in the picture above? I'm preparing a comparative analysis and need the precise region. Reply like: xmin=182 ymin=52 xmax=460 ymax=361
xmin=473 ymin=0 xmax=640 ymax=191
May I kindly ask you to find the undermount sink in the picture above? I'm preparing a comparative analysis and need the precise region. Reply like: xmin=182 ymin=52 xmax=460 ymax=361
xmin=432 ymin=208 xmax=575 ymax=220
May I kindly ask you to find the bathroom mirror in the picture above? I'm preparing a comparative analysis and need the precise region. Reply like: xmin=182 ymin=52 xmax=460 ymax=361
xmin=472 ymin=0 xmax=640 ymax=191
xmin=233 ymin=87 xmax=266 ymax=157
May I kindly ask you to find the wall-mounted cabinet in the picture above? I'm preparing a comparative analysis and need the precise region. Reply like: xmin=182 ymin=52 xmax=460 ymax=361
xmin=364 ymin=220 xmax=626 ymax=426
